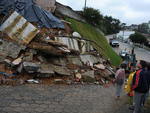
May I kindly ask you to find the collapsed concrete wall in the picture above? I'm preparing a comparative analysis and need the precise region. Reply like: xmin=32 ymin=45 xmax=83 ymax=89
xmin=55 ymin=2 xmax=86 ymax=23
xmin=0 ymin=3 xmax=115 ymax=85
xmin=35 ymin=0 xmax=56 ymax=12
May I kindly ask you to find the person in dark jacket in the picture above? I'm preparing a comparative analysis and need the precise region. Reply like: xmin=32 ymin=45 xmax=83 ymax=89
xmin=132 ymin=60 xmax=149 ymax=113
xmin=142 ymin=62 xmax=150 ymax=106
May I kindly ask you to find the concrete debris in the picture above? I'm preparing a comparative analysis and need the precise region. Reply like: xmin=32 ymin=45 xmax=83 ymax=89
xmin=72 ymin=32 xmax=82 ymax=38
xmin=67 ymin=56 xmax=82 ymax=66
xmin=82 ymin=70 xmax=95 ymax=79
xmin=55 ymin=37 xmax=80 ymax=51
xmin=28 ymin=42 xmax=67 ymax=56
xmin=0 ymin=3 xmax=115 ymax=86
xmin=12 ymin=57 xmax=22 ymax=66
xmin=37 ymin=64 xmax=54 ymax=77
xmin=54 ymin=79 xmax=65 ymax=84
xmin=0 ymin=39 xmax=26 ymax=59
xmin=23 ymin=52 xmax=33 ymax=62
xmin=94 ymin=64 xmax=106 ymax=70
xmin=35 ymin=0 xmax=56 ymax=13
xmin=80 ymin=55 xmax=102 ymax=67
xmin=54 ymin=65 xmax=71 ymax=76
xmin=23 ymin=62 xmax=40 ymax=73
xmin=55 ymin=2 xmax=86 ymax=23
xmin=37 ymin=56 xmax=47 ymax=63
xmin=3 ymin=59 xmax=12 ymax=67
xmin=26 ymin=79 xmax=39 ymax=84
xmin=57 ymin=47 xmax=70 ymax=53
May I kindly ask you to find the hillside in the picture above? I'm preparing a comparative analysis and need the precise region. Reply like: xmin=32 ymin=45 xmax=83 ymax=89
xmin=66 ymin=18 xmax=122 ymax=66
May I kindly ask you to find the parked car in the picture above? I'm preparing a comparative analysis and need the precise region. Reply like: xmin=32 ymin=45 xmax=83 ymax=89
xmin=109 ymin=40 xmax=119 ymax=47
xmin=119 ymin=50 xmax=128 ymax=58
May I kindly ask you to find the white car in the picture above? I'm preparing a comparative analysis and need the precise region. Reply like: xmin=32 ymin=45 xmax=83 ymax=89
xmin=119 ymin=50 xmax=128 ymax=58
xmin=110 ymin=40 xmax=119 ymax=47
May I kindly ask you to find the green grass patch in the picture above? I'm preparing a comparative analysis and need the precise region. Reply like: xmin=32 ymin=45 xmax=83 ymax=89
xmin=66 ymin=18 xmax=122 ymax=66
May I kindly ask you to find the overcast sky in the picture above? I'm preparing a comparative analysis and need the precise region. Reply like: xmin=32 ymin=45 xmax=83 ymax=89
xmin=56 ymin=0 xmax=150 ymax=25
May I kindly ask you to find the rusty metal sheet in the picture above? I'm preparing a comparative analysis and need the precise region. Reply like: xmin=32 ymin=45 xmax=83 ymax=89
xmin=0 ymin=11 xmax=39 ymax=45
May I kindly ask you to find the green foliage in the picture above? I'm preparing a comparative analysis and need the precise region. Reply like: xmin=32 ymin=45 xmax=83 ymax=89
xmin=83 ymin=7 xmax=103 ymax=26
xmin=82 ymin=7 xmax=122 ymax=35
xmin=129 ymin=32 xmax=148 ymax=44
xmin=66 ymin=18 xmax=122 ymax=66
xmin=103 ymin=16 xmax=121 ymax=34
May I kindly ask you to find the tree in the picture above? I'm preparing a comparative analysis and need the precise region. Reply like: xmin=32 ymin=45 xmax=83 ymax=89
xmin=83 ymin=7 xmax=103 ymax=26
xmin=103 ymin=16 xmax=121 ymax=34
xmin=82 ymin=7 xmax=122 ymax=34
xmin=129 ymin=32 xmax=148 ymax=44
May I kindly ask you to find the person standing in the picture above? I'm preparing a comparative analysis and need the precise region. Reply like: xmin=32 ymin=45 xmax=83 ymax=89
xmin=115 ymin=63 xmax=126 ymax=99
xmin=142 ymin=62 xmax=150 ymax=106
xmin=132 ymin=60 xmax=149 ymax=113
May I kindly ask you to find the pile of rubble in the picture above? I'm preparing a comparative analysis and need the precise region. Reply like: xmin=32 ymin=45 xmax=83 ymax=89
xmin=0 ymin=0 xmax=115 ymax=86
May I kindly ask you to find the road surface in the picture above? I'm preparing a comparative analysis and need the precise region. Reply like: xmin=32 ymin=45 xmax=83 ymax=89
xmin=106 ymin=35 xmax=150 ymax=62
xmin=0 ymin=84 xmax=149 ymax=113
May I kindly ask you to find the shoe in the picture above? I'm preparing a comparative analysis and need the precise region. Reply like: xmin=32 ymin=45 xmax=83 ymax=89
xmin=115 ymin=96 xmax=120 ymax=100
xmin=129 ymin=105 xmax=134 ymax=110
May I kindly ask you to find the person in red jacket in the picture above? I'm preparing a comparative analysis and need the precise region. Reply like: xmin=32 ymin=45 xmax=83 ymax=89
xmin=132 ymin=60 xmax=149 ymax=113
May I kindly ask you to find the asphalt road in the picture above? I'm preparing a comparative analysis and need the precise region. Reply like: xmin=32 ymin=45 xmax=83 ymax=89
xmin=0 ymin=84 xmax=129 ymax=113
xmin=106 ymin=35 xmax=150 ymax=62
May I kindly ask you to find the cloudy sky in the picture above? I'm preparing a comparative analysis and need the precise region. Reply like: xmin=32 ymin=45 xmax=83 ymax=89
xmin=57 ymin=0 xmax=150 ymax=25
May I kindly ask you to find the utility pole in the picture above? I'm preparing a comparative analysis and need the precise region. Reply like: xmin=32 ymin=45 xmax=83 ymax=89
xmin=84 ymin=0 xmax=87 ymax=9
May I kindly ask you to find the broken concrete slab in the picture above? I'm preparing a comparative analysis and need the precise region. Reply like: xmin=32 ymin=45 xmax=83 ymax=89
xmin=28 ymin=42 xmax=67 ymax=56
xmin=52 ymin=57 xmax=67 ymax=66
xmin=0 ymin=11 xmax=39 ymax=45
xmin=0 ymin=55 xmax=6 ymax=62
xmin=23 ymin=62 xmax=40 ymax=73
xmin=35 ymin=0 xmax=56 ymax=12
xmin=37 ymin=55 xmax=47 ymax=63
xmin=12 ymin=57 xmax=22 ymax=66
xmin=37 ymin=64 xmax=54 ymax=77
xmin=94 ymin=64 xmax=105 ymax=70
xmin=67 ymin=56 xmax=82 ymax=66
xmin=55 ymin=37 xmax=80 ymax=51
xmin=54 ymin=79 xmax=64 ymax=84
xmin=29 ymin=49 xmax=37 ymax=55
xmin=23 ymin=52 xmax=33 ymax=62
xmin=82 ymin=74 xmax=95 ymax=83
xmin=55 ymin=2 xmax=86 ymax=23
xmin=43 ymin=39 xmax=68 ymax=47
xmin=80 ymin=54 xmax=101 ymax=66
xmin=53 ymin=65 xmax=71 ymax=76
xmin=0 ymin=39 xmax=26 ymax=58
xmin=82 ymin=70 xmax=95 ymax=79
xmin=3 ymin=59 xmax=12 ymax=67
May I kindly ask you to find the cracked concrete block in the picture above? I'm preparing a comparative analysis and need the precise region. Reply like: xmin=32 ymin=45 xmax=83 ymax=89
xmin=0 ymin=39 xmax=26 ymax=59
xmin=23 ymin=62 xmax=40 ymax=73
